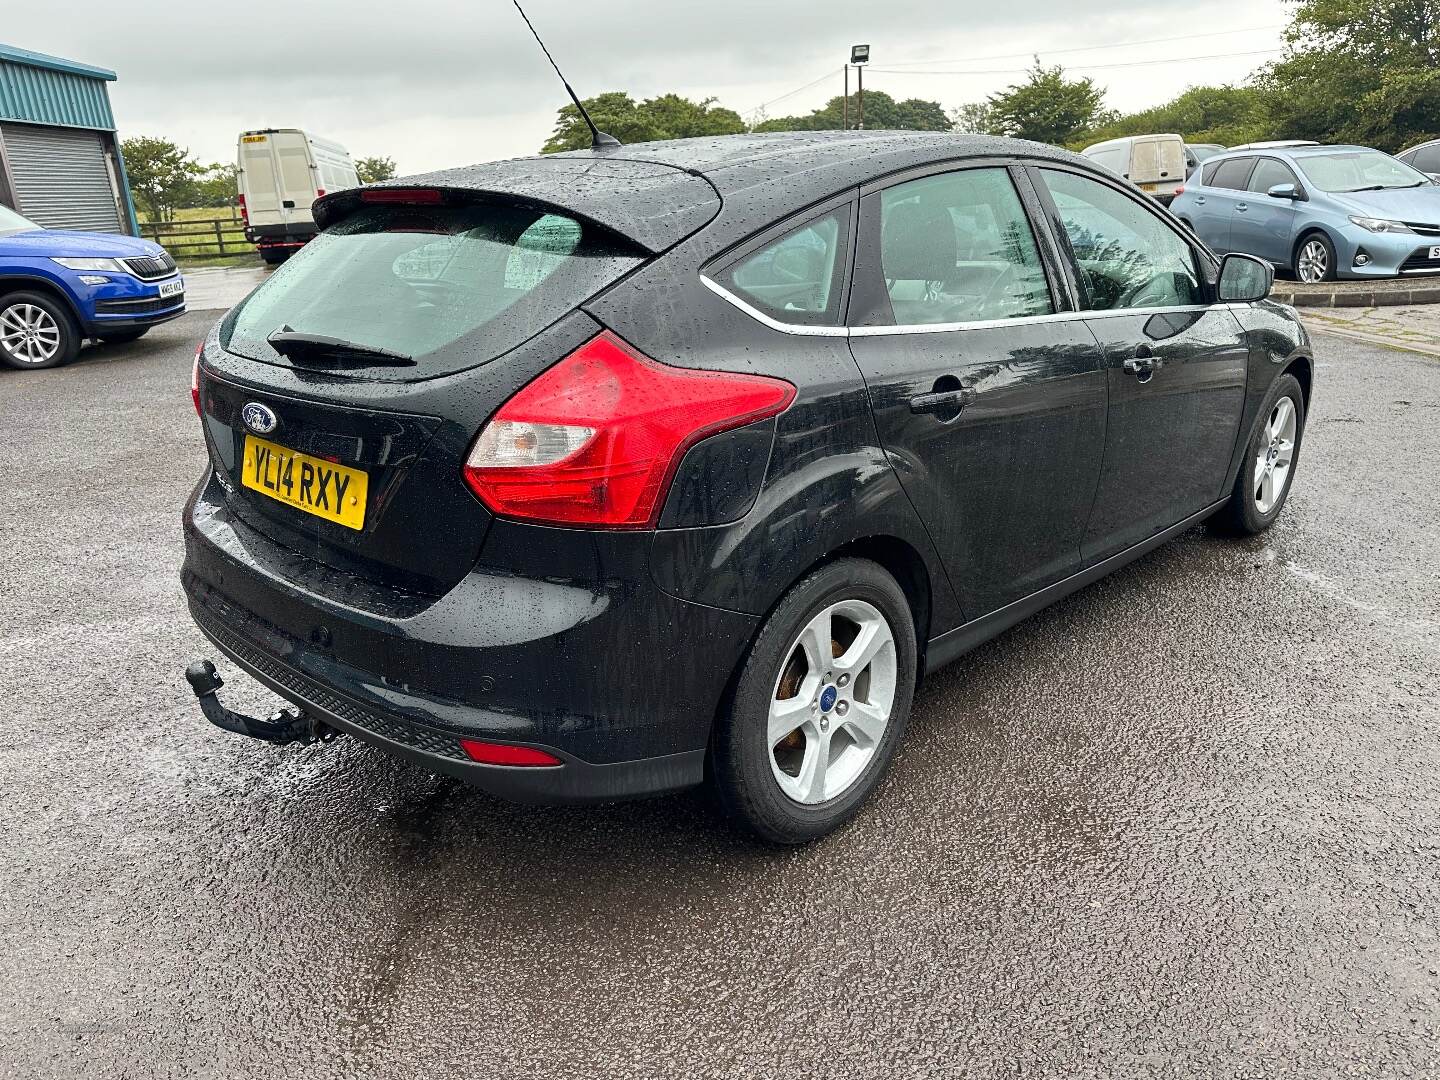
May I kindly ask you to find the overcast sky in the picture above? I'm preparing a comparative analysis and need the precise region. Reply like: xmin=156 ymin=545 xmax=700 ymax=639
xmin=8 ymin=1 xmax=1289 ymax=173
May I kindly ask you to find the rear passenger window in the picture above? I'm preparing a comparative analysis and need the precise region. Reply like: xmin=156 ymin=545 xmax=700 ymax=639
xmin=1204 ymin=157 xmax=1256 ymax=190
xmin=1040 ymin=169 xmax=1201 ymax=311
xmin=877 ymin=168 xmax=1053 ymax=325
xmin=719 ymin=209 xmax=849 ymax=326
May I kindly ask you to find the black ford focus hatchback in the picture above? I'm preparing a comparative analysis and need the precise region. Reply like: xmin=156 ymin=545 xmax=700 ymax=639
xmin=184 ymin=131 xmax=1312 ymax=843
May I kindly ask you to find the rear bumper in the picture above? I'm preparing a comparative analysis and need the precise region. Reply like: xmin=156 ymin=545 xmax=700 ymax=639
xmin=245 ymin=223 xmax=316 ymax=245
xmin=181 ymin=471 xmax=759 ymax=802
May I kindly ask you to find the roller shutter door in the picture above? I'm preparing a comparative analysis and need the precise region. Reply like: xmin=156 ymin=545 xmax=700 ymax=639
xmin=2 ymin=123 xmax=123 ymax=233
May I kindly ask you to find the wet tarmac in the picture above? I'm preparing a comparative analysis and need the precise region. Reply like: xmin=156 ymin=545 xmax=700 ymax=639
xmin=2 ymin=313 xmax=1437 ymax=1078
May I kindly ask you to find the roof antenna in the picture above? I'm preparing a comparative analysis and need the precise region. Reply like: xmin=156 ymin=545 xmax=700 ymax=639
xmin=511 ymin=0 xmax=621 ymax=150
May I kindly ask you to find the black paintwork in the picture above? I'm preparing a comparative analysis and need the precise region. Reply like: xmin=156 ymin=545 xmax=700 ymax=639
xmin=184 ymin=131 xmax=1313 ymax=801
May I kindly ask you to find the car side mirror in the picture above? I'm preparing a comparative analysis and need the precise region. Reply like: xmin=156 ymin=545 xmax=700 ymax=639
xmin=1218 ymin=253 xmax=1274 ymax=303
xmin=1267 ymin=183 xmax=1302 ymax=201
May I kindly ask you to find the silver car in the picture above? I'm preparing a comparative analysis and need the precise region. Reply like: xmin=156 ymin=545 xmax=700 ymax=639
xmin=1171 ymin=144 xmax=1440 ymax=283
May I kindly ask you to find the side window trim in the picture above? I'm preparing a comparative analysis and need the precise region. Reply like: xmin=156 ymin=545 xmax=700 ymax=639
xmin=701 ymin=189 xmax=859 ymax=330
xmin=849 ymin=160 xmax=1064 ymax=329
xmin=1023 ymin=162 xmax=1218 ymax=311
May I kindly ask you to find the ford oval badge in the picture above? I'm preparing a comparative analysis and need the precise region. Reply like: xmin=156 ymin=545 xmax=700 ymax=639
xmin=241 ymin=402 xmax=278 ymax=435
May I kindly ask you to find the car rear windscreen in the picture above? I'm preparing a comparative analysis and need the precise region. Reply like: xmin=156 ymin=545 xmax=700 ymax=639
xmin=220 ymin=202 xmax=643 ymax=378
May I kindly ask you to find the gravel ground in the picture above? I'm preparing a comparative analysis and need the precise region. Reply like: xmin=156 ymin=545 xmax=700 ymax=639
xmin=1 ymin=313 xmax=1438 ymax=1079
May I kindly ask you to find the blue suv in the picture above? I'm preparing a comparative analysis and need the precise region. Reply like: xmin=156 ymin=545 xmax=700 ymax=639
xmin=0 ymin=202 xmax=184 ymax=370
xmin=1171 ymin=145 xmax=1440 ymax=283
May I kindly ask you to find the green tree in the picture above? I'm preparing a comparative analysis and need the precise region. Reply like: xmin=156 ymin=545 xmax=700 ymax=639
xmin=949 ymin=101 xmax=997 ymax=135
xmin=174 ymin=163 xmax=236 ymax=210
xmin=121 ymin=136 xmax=202 ymax=221
xmin=1078 ymin=84 xmax=1267 ymax=149
xmin=356 ymin=155 xmax=398 ymax=183
xmin=755 ymin=90 xmax=951 ymax=132
xmin=541 ymin=93 xmax=745 ymax=153
xmin=985 ymin=60 xmax=1109 ymax=145
xmin=1260 ymin=0 xmax=1440 ymax=150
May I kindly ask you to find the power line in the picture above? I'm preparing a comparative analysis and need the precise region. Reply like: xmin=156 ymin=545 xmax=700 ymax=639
xmin=877 ymin=25 xmax=1285 ymax=68
xmin=743 ymin=25 xmax=1284 ymax=120
xmin=866 ymin=47 xmax=1283 ymax=77
xmin=747 ymin=67 xmax=843 ymax=117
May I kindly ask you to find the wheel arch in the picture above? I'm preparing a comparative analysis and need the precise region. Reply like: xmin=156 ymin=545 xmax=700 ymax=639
xmin=0 ymin=275 xmax=85 ymax=332
xmin=1283 ymin=352 xmax=1313 ymax=410
xmin=1292 ymin=227 xmax=1336 ymax=273
xmin=706 ymin=531 xmax=938 ymax=763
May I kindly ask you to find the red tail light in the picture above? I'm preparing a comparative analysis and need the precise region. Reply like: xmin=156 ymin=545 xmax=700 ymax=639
xmin=191 ymin=343 xmax=202 ymax=416
xmin=315 ymin=187 xmax=326 ymax=197
xmin=237 ymin=193 xmax=248 ymax=225
xmin=460 ymin=739 xmax=563 ymax=767
xmin=463 ymin=332 xmax=795 ymax=529
xmin=1174 ymin=185 xmax=1185 ymax=197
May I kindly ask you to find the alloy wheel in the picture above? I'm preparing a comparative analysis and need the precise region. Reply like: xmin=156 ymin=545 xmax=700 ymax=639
xmin=768 ymin=599 xmax=898 ymax=805
xmin=1254 ymin=397 xmax=1297 ymax=514
xmin=1297 ymin=240 xmax=1329 ymax=284
xmin=0 ymin=303 xmax=61 ymax=365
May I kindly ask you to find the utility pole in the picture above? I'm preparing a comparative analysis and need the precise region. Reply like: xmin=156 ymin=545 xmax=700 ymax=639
xmin=843 ymin=65 xmax=849 ymax=129
xmin=850 ymin=45 xmax=870 ymax=130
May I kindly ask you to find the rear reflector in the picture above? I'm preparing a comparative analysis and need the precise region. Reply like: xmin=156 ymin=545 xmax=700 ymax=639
xmin=463 ymin=332 xmax=795 ymax=529
xmin=360 ymin=187 xmax=444 ymax=204
xmin=191 ymin=344 xmax=202 ymax=416
xmin=460 ymin=739 xmax=563 ymax=767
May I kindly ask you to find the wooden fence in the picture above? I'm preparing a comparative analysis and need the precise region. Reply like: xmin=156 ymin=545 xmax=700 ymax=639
xmin=135 ymin=217 xmax=255 ymax=259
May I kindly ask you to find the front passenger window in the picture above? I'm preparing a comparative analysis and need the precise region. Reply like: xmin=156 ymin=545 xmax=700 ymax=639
xmin=1040 ymin=169 xmax=1202 ymax=311
xmin=878 ymin=168 xmax=1053 ymax=325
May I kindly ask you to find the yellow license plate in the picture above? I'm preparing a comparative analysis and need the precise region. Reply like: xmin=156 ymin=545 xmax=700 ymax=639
xmin=241 ymin=435 xmax=368 ymax=530
xmin=242 ymin=134 xmax=268 ymax=143
xmin=1140 ymin=182 xmax=1159 ymax=192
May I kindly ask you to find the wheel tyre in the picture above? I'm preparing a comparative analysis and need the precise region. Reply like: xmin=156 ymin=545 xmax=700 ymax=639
xmin=97 ymin=328 xmax=149 ymax=345
xmin=0 ymin=291 xmax=79 ymax=371
xmin=1295 ymin=233 xmax=1336 ymax=284
xmin=259 ymin=248 xmax=288 ymax=266
xmin=1213 ymin=373 xmax=1305 ymax=536
xmin=710 ymin=558 xmax=918 ymax=845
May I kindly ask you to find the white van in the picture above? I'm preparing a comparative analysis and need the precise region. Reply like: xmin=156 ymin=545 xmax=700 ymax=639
xmin=1081 ymin=134 xmax=1188 ymax=205
xmin=236 ymin=129 xmax=360 ymax=263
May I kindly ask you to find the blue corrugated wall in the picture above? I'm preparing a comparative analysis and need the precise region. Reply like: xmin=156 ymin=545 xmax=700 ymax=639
xmin=0 ymin=59 xmax=116 ymax=130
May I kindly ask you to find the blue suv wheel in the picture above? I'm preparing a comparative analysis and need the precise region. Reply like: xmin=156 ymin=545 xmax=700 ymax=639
xmin=0 ymin=290 xmax=77 ymax=370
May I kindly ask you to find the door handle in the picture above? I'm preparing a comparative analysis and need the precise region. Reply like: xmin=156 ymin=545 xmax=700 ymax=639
xmin=909 ymin=386 xmax=977 ymax=416
xmin=1123 ymin=350 xmax=1164 ymax=382
xmin=1236 ymin=203 xmax=1249 ymax=212
xmin=1195 ymin=196 xmax=1206 ymax=204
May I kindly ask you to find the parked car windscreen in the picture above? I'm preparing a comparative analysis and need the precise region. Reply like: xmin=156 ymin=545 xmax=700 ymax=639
xmin=220 ymin=202 xmax=643 ymax=376
xmin=1295 ymin=151 xmax=1430 ymax=193
xmin=0 ymin=204 xmax=39 ymax=236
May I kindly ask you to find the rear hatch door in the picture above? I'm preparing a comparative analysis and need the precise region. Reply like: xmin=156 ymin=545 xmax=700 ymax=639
xmin=200 ymin=192 xmax=652 ymax=594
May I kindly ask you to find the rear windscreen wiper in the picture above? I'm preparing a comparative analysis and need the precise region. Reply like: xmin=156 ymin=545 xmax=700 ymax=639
xmin=266 ymin=326 xmax=415 ymax=367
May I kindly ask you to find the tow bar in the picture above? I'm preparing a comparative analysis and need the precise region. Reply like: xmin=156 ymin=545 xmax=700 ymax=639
xmin=185 ymin=659 xmax=341 ymax=747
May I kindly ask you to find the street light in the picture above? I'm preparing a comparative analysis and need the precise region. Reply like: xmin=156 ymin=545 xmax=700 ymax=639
xmin=850 ymin=45 xmax=870 ymax=130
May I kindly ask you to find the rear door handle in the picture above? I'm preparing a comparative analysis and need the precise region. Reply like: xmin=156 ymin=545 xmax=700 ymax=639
xmin=1236 ymin=203 xmax=1249 ymax=212
xmin=909 ymin=387 xmax=976 ymax=415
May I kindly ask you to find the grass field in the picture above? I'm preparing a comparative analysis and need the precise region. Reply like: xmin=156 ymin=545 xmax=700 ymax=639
xmin=137 ymin=206 xmax=260 ymax=266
